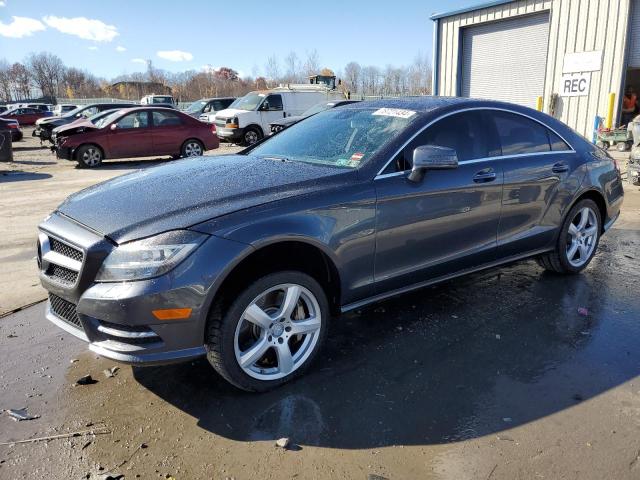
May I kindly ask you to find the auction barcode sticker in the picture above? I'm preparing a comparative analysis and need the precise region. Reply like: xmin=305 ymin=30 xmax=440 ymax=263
xmin=372 ymin=108 xmax=416 ymax=119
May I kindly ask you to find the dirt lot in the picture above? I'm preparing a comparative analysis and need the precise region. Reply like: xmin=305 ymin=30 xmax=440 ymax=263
xmin=0 ymin=128 xmax=242 ymax=316
xmin=1 ymin=128 xmax=640 ymax=479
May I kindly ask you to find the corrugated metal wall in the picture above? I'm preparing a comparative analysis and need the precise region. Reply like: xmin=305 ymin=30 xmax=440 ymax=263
xmin=435 ymin=0 xmax=632 ymax=137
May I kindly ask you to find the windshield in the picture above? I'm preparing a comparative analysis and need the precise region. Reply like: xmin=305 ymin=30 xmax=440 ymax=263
xmin=63 ymin=106 xmax=84 ymax=118
xmin=233 ymin=93 xmax=265 ymax=111
xmin=249 ymin=108 xmax=416 ymax=168
xmin=185 ymin=100 xmax=207 ymax=113
xmin=94 ymin=109 xmax=126 ymax=128
xmin=301 ymin=102 xmax=331 ymax=117
xmin=91 ymin=110 xmax=119 ymax=127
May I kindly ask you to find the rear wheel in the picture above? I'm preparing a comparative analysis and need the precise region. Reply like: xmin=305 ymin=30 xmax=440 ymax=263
xmin=206 ymin=271 xmax=329 ymax=392
xmin=76 ymin=145 xmax=103 ymax=168
xmin=181 ymin=139 xmax=204 ymax=158
xmin=537 ymin=199 xmax=601 ymax=274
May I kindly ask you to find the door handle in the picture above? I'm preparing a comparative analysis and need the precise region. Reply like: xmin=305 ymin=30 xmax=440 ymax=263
xmin=473 ymin=169 xmax=497 ymax=183
xmin=552 ymin=162 xmax=569 ymax=173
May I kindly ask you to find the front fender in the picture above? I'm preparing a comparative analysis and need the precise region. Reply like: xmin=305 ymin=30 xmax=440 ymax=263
xmin=191 ymin=183 xmax=377 ymax=304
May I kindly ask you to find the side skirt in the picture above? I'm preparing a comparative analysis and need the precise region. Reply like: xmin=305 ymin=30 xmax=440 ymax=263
xmin=340 ymin=248 xmax=552 ymax=313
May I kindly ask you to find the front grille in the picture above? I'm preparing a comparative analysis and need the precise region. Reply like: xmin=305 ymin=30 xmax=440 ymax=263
xmin=49 ymin=238 xmax=83 ymax=262
xmin=49 ymin=294 xmax=82 ymax=329
xmin=46 ymin=264 xmax=78 ymax=285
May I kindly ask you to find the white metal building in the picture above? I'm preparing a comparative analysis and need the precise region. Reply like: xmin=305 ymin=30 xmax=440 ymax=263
xmin=431 ymin=0 xmax=640 ymax=138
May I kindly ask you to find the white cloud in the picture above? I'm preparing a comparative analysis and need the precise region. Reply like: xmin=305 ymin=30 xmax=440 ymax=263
xmin=201 ymin=64 xmax=218 ymax=73
xmin=116 ymin=46 xmax=126 ymax=52
xmin=0 ymin=16 xmax=45 ymax=38
xmin=131 ymin=58 xmax=147 ymax=64
xmin=0 ymin=1 xmax=6 ymax=7
xmin=157 ymin=50 xmax=193 ymax=62
xmin=43 ymin=16 xmax=118 ymax=42
xmin=88 ymin=46 xmax=98 ymax=51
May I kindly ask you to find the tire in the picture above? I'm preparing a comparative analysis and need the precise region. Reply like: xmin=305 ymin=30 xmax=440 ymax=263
xmin=617 ymin=141 xmax=629 ymax=152
xmin=181 ymin=139 xmax=204 ymax=158
xmin=242 ymin=127 xmax=262 ymax=146
xmin=537 ymin=199 xmax=601 ymax=274
xmin=76 ymin=144 xmax=103 ymax=168
xmin=206 ymin=271 xmax=329 ymax=392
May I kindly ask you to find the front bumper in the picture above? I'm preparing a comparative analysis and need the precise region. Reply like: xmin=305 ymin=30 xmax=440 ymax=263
xmin=55 ymin=146 xmax=73 ymax=160
xmin=216 ymin=126 xmax=243 ymax=142
xmin=38 ymin=213 xmax=251 ymax=365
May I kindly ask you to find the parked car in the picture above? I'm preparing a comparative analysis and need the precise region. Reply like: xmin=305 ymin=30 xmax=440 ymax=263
xmin=36 ymin=98 xmax=623 ymax=391
xmin=34 ymin=103 xmax=137 ymax=142
xmin=270 ymin=100 xmax=360 ymax=134
xmin=182 ymin=97 xmax=235 ymax=121
xmin=53 ymin=106 xmax=218 ymax=167
xmin=50 ymin=108 xmax=121 ymax=145
xmin=215 ymin=87 xmax=345 ymax=145
xmin=26 ymin=103 xmax=51 ymax=112
xmin=141 ymin=95 xmax=175 ymax=107
xmin=52 ymin=104 xmax=79 ymax=116
xmin=1 ymin=107 xmax=52 ymax=125
xmin=0 ymin=117 xmax=23 ymax=142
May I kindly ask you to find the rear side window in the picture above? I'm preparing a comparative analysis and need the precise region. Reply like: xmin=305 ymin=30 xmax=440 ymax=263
xmin=152 ymin=110 xmax=182 ymax=127
xmin=492 ymin=111 xmax=551 ymax=155
xmin=549 ymin=130 xmax=571 ymax=151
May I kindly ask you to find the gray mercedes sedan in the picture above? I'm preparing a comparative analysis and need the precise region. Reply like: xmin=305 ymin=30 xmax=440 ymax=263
xmin=37 ymin=98 xmax=624 ymax=391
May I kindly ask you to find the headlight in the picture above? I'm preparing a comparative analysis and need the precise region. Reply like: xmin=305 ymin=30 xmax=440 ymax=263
xmin=96 ymin=230 xmax=207 ymax=282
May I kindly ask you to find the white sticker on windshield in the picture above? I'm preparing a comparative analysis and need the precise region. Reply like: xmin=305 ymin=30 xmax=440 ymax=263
xmin=372 ymin=108 xmax=416 ymax=119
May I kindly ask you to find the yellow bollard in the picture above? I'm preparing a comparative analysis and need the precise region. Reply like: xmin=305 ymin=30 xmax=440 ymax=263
xmin=536 ymin=96 xmax=543 ymax=112
xmin=606 ymin=92 xmax=616 ymax=129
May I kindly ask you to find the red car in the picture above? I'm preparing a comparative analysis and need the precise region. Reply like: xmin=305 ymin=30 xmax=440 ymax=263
xmin=1 ymin=107 xmax=52 ymax=125
xmin=55 ymin=107 xmax=219 ymax=168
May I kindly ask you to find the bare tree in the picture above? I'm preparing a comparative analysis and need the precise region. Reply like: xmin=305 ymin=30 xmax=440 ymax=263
xmin=27 ymin=52 xmax=65 ymax=98
xmin=10 ymin=63 xmax=32 ymax=99
xmin=303 ymin=49 xmax=320 ymax=78
xmin=343 ymin=61 xmax=361 ymax=94
xmin=284 ymin=51 xmax=300 ymax=83
xmin=0 ymin=60 xmax=12 ymax=101
xmin=265 ymin=54 xmax=280 ymax=85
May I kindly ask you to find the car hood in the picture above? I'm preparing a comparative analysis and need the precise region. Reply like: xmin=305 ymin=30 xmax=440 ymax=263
xmin=56 ymin=154 xmax=357 ymax=243
xmin=52 ymin=119 xmax=96 ymax=135
xmin=215 ymin=108 xmax=247 ymax=120
xmin=37 ymin=116 xmax=72 ymax=128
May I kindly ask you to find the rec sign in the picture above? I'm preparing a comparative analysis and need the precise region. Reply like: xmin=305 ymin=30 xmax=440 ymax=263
xmin=560 ymin=73 xmax=591 ymax=97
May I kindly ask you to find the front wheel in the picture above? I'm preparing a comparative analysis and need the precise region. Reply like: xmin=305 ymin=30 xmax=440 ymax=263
xmin=242 ymin=127 xmax=261 ymax=146
xmin=76 ymin=145 xmax=103 ymax=168
xmin=537 ymin=199 xmax=601 ymax=274
xmin=206 ymin=271 xmax=329 ymax=392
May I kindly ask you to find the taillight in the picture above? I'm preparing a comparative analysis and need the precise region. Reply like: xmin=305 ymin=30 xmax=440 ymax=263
xmin=211 ymin=124 xmax=216 ymax=133
xmin=7 ymin=123 xmax=18 ymax=129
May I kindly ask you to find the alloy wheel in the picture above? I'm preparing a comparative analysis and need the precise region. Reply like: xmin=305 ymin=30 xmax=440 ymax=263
xmin=184 ymin=142 xmax=202 ymax=157
xmin=81 ymin=148 xmax=101 ymax=167
xmin=566 ymin=206 xmax=598 ymax=267
xmin=234 ymin=283 xmax=322 ymax=381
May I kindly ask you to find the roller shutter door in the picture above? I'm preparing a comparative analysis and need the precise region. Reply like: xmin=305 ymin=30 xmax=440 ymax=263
xmin=461 ymin=12 xmax=550 ymax=108
xmin=629 ymin=0 xmax=640 ymax=67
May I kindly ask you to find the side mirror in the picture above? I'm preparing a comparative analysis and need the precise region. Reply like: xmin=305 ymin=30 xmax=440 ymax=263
xmin=408 ymin=145 xmax=458 ymax=182
xmin=110 ymin=123 xmax=118 ymax=131
xmin=261 ymin=102 xmax=270 ymax=111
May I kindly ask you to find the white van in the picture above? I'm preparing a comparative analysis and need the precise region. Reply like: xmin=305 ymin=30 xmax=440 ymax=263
xmin=215 ymin=86 xmax=344 ymax=145
xmin=140 ymin=94 xmax=175 ymax=106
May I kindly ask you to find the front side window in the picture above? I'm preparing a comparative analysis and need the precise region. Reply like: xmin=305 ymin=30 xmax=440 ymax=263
xmin=262 ymin=94 xmax=283 ymax=111
xmin=116 ymin=111 xmax=149 ymax=129
xmin=152 ymin=110 xmax=182 ymax=127
xmin=249 ymin=108 xmax=414 ymax=168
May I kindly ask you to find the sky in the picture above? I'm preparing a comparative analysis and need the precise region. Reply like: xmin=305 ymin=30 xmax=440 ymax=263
xmin=0 ymin=0 xmax=478 ymax=79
